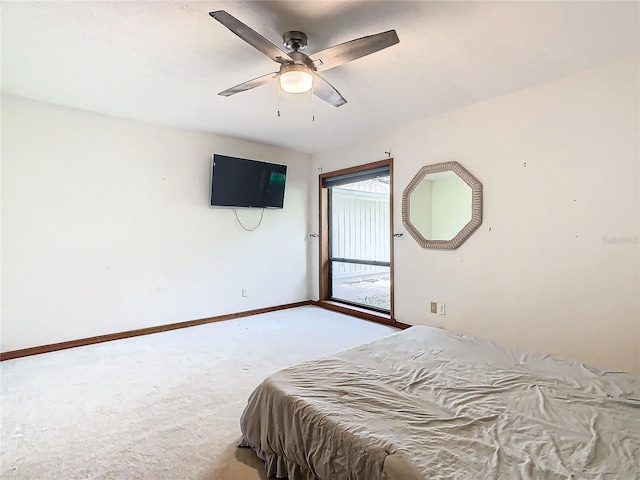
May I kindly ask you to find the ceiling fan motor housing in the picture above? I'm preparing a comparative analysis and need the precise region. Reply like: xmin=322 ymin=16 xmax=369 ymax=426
xmin=287 ymin=51 xmax=315 ymax=70
xmin=283 ymin=31 xmax=308 ymax=51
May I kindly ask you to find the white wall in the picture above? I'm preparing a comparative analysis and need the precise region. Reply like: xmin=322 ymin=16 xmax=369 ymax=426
xmin=1 ymin=95 xmax=311 ymax=351
xmin=310 ymin=57 xmax=640 ymax=372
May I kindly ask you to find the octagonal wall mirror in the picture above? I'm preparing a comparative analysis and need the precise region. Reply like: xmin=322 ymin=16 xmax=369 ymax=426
xmin=402 ymin=161 xmax=482 ymax=249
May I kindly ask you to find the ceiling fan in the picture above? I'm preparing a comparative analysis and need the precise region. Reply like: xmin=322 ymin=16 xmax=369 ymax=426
xmin=209 ymin=10 xmax=399 ymax=107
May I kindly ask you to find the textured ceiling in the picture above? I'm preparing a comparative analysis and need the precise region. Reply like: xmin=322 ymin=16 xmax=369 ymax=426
xmin=2 ymin=1 xmax=638 ymax=154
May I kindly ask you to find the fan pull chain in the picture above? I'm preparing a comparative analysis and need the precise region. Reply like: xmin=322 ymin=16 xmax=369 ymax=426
xmin=277 ymin=80 xmax=282 ymax=118
xmin=311 ymin=83 xmax=315 ymax=122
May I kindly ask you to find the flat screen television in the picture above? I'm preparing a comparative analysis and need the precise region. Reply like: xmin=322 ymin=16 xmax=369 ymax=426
xmin=210 ymin=154 xmax=287 ymax=209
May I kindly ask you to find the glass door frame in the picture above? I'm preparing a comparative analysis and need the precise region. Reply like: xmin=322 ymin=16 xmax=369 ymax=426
xmin=318 ymin=158 xmax=395 ymax=320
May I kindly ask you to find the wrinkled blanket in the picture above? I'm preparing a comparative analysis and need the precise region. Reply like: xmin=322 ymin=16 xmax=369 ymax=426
xmin=240 ymin=326 xmax=640 ymax=480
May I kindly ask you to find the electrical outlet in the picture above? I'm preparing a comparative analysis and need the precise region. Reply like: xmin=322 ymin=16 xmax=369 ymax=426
xmin=437 ymin=303 xmax=446 ymax=315
xmin=242 ymin=288 xmax=248 ymax=297
xmin=430 ymin=302 xmax=437 ymax=314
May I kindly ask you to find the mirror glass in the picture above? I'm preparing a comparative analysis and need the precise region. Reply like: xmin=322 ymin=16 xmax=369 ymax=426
xmin=402 ymin=161 xmax=482 ymax=250
xmin=409 ymin=171 xmax=472 ymax=240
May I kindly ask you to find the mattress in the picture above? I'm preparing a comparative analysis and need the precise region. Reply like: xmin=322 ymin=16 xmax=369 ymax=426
xmin=239 ymin=326 xmax=640 ymax=480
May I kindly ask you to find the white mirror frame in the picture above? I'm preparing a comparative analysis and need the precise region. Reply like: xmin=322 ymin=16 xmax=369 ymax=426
xmin=402 ymin=161 xmax=483 ymax=250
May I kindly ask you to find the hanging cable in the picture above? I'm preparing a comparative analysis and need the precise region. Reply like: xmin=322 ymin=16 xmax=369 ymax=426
xmin=234 ymin=208 xmax=265 ymax=232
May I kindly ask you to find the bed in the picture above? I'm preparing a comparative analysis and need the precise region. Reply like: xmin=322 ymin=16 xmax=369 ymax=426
xmin=238 ymin=326 xmax=640 ymax=480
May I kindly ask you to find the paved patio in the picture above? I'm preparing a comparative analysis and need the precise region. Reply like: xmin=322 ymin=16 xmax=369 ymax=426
xmin=332 ymin=273 xmax=390 ymax=311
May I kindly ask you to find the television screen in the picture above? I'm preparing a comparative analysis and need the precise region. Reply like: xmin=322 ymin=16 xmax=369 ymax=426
xmin=210 ymin=154 xmax=287 ymax=209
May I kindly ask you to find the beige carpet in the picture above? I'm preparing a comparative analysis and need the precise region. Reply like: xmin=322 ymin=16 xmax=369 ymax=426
xmin=0 ymin=306 xmax=397 ymax=479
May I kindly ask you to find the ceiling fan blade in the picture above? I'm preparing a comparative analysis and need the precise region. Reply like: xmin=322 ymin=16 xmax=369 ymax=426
xmin=209 ymin=11 xmax=293 ymax=64
xmin=312 ymin=73 xmax=347 ymax=107
xmin=219 ymin=72 xmax=279 ymax=97
xmin=310 ymin=30 xmax=399 ymax=72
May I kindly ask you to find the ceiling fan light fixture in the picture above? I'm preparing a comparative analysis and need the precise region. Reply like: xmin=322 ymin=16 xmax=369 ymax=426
xmin=279 ymin=64 xmax=313 ymax=94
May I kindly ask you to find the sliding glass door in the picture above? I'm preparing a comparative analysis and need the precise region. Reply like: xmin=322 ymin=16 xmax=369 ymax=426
xmin=320 ymin=162 xmax=392 ymax=314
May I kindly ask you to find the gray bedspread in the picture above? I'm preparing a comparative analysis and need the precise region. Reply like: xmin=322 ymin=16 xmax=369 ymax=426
xmin=239 ymin=326 xmax=640 ymax=480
